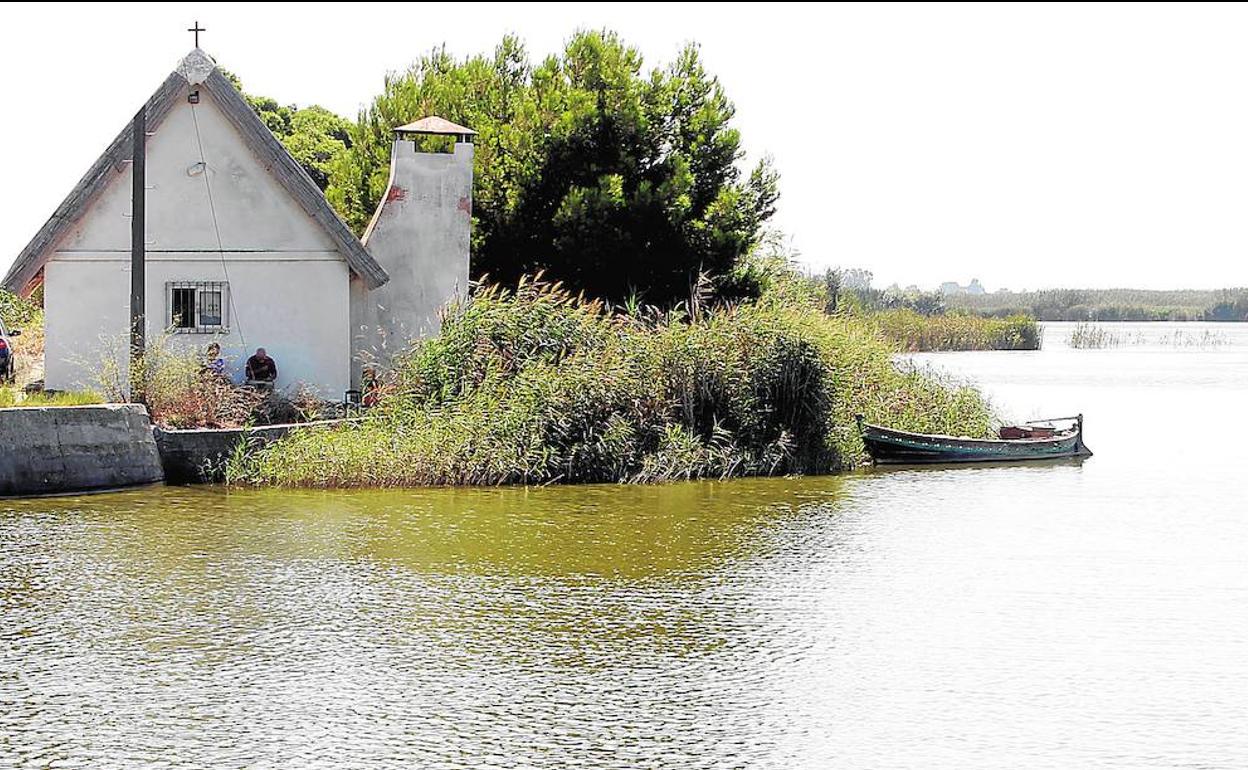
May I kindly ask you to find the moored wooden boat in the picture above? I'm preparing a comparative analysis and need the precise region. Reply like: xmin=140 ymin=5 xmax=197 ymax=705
xmin=857 ymin=414 xmax=1092 ymax=465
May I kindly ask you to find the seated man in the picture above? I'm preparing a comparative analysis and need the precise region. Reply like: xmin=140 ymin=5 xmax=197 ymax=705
xmin=244 ymin=347 xmax=278 ymax=390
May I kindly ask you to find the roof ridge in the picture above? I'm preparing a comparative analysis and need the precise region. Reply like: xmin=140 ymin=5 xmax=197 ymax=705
xmin=176 ymin=47 xmax=216 ymax=85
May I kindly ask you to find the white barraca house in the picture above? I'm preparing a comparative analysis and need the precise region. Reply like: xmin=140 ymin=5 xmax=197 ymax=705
xmin=2 ymin=48 xmax=473 ymax=399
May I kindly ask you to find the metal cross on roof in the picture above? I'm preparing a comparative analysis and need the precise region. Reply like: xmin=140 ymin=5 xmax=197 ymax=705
xmin=188 ymin=20 xmax=206 ymax=48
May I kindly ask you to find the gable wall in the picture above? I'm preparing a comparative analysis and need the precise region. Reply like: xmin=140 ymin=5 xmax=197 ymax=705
xmin=59 ymin=91 xmax=339 ymax=253
xmin=43 ymin=86 xmax=350 ymax=397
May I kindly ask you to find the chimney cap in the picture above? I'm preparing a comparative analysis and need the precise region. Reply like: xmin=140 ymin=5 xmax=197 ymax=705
xmin=394 ymin=116 xmax=477 ymax=139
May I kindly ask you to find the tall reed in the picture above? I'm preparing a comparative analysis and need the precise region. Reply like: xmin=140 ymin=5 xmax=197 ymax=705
xmin=227 ymin=277 xmax=994 ymax=488
xmin=1067 ymin=323 xmax=1121 ymax=349
xmin=872 ymin=309 xmax=1040 ymax=352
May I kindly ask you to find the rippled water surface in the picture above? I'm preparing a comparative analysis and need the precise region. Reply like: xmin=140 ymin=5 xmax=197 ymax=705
xmin=3 ymin=321 xmax=1247 ymax=768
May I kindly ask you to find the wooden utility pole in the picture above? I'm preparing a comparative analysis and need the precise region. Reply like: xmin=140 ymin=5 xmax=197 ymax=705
xmin=129 ymin=107 xmax=146 ymax=398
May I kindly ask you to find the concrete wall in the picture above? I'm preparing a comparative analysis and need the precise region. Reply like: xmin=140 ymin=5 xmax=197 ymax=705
xmin=0 ymin=404 xmax=163 ymax=496
xmin=153 ymin=421 xmax=304 ymax=484
xmin=42 ymin=89 xmax=351 ymax=398
xmin=351 ymin=140 xmax=472 ymax=381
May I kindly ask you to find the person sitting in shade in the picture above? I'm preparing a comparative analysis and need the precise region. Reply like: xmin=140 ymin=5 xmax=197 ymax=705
xmin=200 ymin=342 xmax=227 ymax=380
xmin=245 ymin=347 xmax=278 ymax=390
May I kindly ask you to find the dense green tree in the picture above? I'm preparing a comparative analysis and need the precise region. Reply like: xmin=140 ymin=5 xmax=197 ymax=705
xmin=280 ymin=107 xmax=353 ymax=190
xmin=328 ymin=31 xmax=778 ymax=304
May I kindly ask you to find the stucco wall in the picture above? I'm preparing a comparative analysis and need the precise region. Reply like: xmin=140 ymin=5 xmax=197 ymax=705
xmin=0 ymin=404 xmax=163 ymax=497
xmin=351 ymin=140 xmax=473 ymax=380
xmin=58 ymin=95 xmax=341 ymax=254
xmin=42 ymin=89 xmax=351 ymax=398
xmin=45 ymin=259 xmax=350 ymax=398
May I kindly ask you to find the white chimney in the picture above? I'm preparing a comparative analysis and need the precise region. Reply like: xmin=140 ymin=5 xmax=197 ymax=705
xmin=350 ymin=117 xmax=474 ymax=383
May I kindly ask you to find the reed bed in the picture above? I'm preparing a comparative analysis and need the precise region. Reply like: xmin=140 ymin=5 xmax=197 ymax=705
xmin=1067 ymin=322 xmax=1122 ymax=349
xmin=871 ymin=309 xmax=1040 ymax=352
xmin=227 ymin=278 xmax=994 ymax=488
xmin=1068 ymin=322 xmax=1229 ymax=349
xmin=1160 ymin=330 xmax=1229 ymax=347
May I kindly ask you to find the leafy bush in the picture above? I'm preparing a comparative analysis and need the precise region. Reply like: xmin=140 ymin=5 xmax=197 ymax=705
xmin=91 ymin=334 xmax=257 ymax=427
xmin=0 ymin=289 xmax=41 ymax=328
xmin=0 ymin=288 xmax=46 ymax=387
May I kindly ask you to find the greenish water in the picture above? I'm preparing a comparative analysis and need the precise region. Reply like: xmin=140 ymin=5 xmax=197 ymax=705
xmin=3 ymin=321 xmax=1248 ymax=768
xmin=2 ymin=481 xmax=847 ymax=767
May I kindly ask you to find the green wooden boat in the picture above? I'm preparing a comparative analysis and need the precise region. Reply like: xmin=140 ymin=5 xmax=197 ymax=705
xmin=857 ymin=414 xmax=1092 ymax=465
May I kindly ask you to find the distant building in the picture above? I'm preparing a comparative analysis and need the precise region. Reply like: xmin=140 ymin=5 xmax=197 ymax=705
xmin=939 ymin=279 xmax=986 ymax=296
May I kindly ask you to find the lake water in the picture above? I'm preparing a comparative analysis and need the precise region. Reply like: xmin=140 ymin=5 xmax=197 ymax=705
xmin=3 ymin=321 xmax=1246 ymax=768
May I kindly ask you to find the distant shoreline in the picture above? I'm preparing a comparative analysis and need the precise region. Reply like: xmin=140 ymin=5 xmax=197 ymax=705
xmin=945 ymin=286 xmax=1248 ymax=322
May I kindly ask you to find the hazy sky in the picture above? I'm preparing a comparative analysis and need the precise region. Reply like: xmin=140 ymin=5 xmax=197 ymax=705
xmin=2 ymin=2 xmax=1245 ymax=291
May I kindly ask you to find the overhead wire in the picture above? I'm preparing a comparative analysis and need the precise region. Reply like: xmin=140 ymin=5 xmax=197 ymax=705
xmin=189 ymin=100 xmax=247 ymax=347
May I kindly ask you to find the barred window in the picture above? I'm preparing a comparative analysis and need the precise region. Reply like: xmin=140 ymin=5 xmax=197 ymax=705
xmin=166 ymin=281 xmax=229 ymax=333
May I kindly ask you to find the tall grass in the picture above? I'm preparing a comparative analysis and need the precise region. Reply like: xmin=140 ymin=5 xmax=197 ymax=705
xmin=1160 ymin=329 xmax=1229 ymax=347
xmin=1068 ymin=322 xmax=1229 ymax=349
xmin=1067 ymin=323 xmax=1121 ymax=349
xmin=0 ymin=388 xmax=103 ymax=408
xmin=872 ymin=309 xmax=1040 ymax=352
xmin=227 ymin=277 xmax=994 ymax=488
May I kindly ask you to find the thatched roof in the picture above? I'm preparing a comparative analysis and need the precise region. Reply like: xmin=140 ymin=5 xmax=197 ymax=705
xmin=3 ymin=48 xmax=388 ymax=294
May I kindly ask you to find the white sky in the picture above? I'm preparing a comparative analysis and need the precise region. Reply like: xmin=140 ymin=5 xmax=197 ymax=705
xmin=2 ymin=2 xmax=1245 ymax=291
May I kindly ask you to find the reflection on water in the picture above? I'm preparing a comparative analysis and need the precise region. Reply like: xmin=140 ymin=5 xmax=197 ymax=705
xmin=3 ymin=321 xmax=1248 ymax=768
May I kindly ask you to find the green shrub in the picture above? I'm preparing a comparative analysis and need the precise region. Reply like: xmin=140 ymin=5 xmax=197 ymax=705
xmin=90 ymin=333 xmax=326 ymax=428
xmin=0 ymin=289 xmax=41 ymax=329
